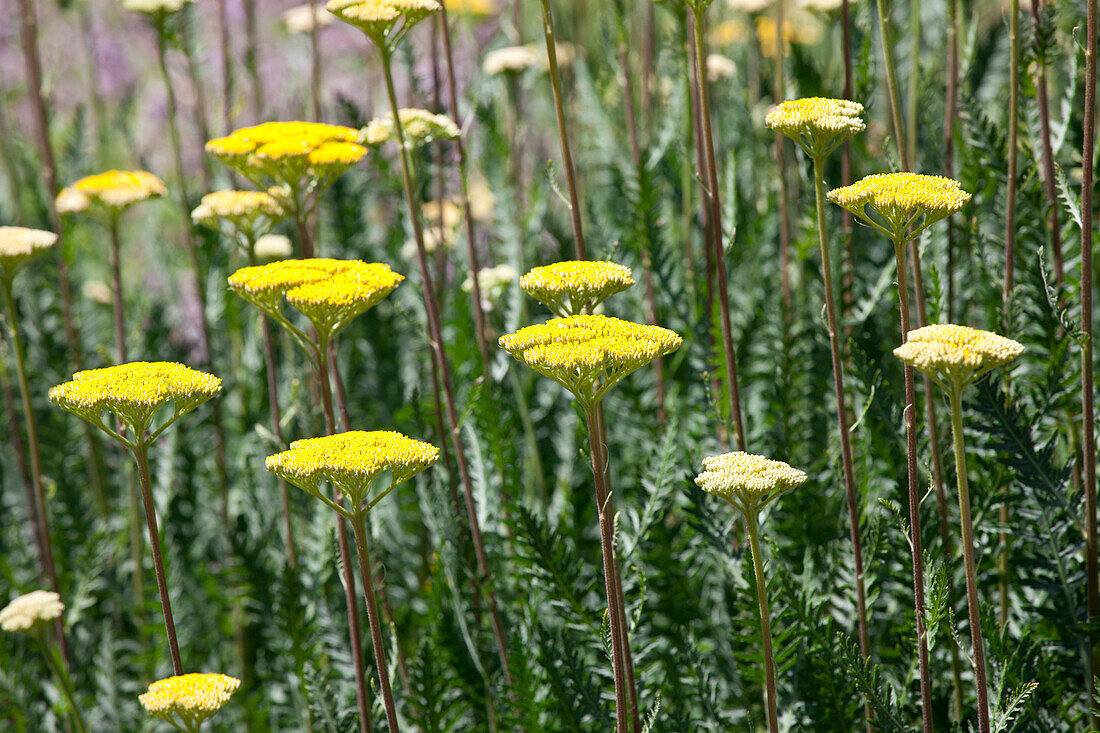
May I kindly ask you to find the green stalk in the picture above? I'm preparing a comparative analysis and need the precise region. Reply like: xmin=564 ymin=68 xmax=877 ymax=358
xmin=774 ymin=0 xmax=792 ymax=312
xmin=875 ymin=0 xmax=910 ymax=170
xmin=309 ymin=0 xmax=323 ymax=120
xmin=37 ymin=632 xmax=88 ymax=733
xmin=133 ymin=439 xmax=183 ymax=676
xmin=947 ymin=386 xmax=991 ymax=733
xmin=906 ymin=0 xmax=920 ymax=169
xmin=744 ymin=510 xmax=778 ymax=733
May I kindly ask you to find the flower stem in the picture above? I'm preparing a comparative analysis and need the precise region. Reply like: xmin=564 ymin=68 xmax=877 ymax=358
xmin=773 ymin=0 xmax=792 ymax=313
xmin=38 ymin=633 xmax=87 ymax=733
xmin=108 ymin=219 xmax=128 ymax=364
xmin=891 ymin=238 xmax=932 ymax=733
xmin=811 ymin=156 xmax=872 ymax=729
xmin=947 ymin=386 xmax=991 ymax=733
xmin=133 ymin=439 xmax=183 ymax=676
xmin=944 ymin=0 xmax=959 ymax=320
xmin=905 ymin=0 xmax=920 ymax=169
xmin=244 ymin=0 xmax=263 ymax=121
xmin=308 ymin=0 xmax=322 ymax=120
xmin=744 ymin=511 xmax=778 ymax=733
xmin=874 ymin=0 xmax=910 ymax=171
xmin=1031 ymin=0 xmax=1063 ymax=286
xmin=352 ymin=508 xmax=401 ymax=732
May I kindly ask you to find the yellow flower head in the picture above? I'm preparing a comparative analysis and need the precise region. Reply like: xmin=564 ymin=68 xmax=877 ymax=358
xmin=284 ymin=2 xmax=334 ymax=33
xmin=482 ymin=45 xmax=540 ymax=75
xmin=445 ymin=0 xmax=498 ymax=15
xmin=893 ymin=324 xmax=1025 ymax=392
xmin=286 ymin=261 xmax=404 ymax=338
xmin=139 ymin=673 xmax=240 ymax=730
xmin=695 ymin=451 xmax=806 ymax=515
xmin=327 ymin=0 xmax=440 ymax=46
xmin=827 ymin=173 xmax=970 ymax=242
xmin=267 ymin=430 xmax=439 ymax=515
xmin=520 ymin=260 xmax=635 ymax=317
xmin=498 ymin=315 xmax=682 ymax=407
xmin=0 ymin=226 xmax=58 ymax=281
xmin=0 ymin=591 xmax=64 ymax=634
xmin=766 ymin=97 xmax=865 ymax=157
xmin=50 ymin=361 xmax=222 ymax=438
xmin=363 ymin=108 xmax=460 ymax=149
xmin=56 ymin=170 xmax=167 ymax=218
xmin=191 ymin=190 xmax=286 ymax=246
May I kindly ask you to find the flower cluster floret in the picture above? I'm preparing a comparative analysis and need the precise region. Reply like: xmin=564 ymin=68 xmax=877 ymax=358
xmin=695 ymin=451 xmax=807 ymax=515
xmin=56 ymin=170 xmax=167 ymax=218
xmin=192 ymin=190 xmax=286 ymax=247
xmin=482 ymin=45 xmax=540 ymax=74
xmin=0 ymin=591 xmax=64 ymax=634
xmin=363 ymin=109 xmax=460 ymax=148
xmin=893 ymin=324 xmax=1025 ymax=392
xmin=520 ymin=260 xmax=635 ymax=316
xmin=766 ymin=97 xmax=865 ymax=158
xmin=327 ymin=0 xmax=440 ymax=47
xmin=0 ymin=227 xmax=58 ymax=281
xmin=139 ymin=673 xmax=241 ymax=729
xmin=827 ymin=173 xmax=970 ymax=241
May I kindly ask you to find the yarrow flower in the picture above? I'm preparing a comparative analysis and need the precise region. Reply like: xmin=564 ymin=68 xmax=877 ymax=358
xmin=0 ymin=226 xmax=58 ymax=281
xmin=520 ymin=260 xmax=635 ymax=316
xmin=267 ymin=431 xmax=439 ymax=515
xmin=284 ymin=2 xmax=334 ymax=33
xmin=766 ymin=97 xmax=865 ymax=158
xmin=254 ymin=234 xmax=294 ymax=261
xmin=482 ymin=45 xmax=540 ymax=75
xmin=695 ymin=451 xmax=807 ymax=514
xmin=50 ymin=362 xmax=222 ymax=436
xmin=827 ymin=173 xmax=970 ymax=241
xmin=326 ymin=0 xmax=441 ymax=47
xmin=498 ymin=315 xmax=681 ymax=407
xmin=191 ymin=190 xmax=286 ymax=247
xmin=893 ymin=324 xmax=1025 ymax=392
xmin=445 ymin=0 xmax=498 ymax=15
xmin=706 ymin=53 xmax=737 ymax=82
xmin=120 ymin=0 xmax=192 ymax=14
xmin=463 ymin=263 xmax=516 ymax=310
xmin=139 ymin=673 xmax=240 ymax=730
xmin=56 ymin=170 xmax=167 ymax=219
xmin=0 ymin=591 xmax=64 ymax=634
xmin=362 ymin=108 xmax=460 ymax=149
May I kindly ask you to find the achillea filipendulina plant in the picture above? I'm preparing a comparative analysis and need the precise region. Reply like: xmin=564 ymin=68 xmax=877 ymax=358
xmin=362 ymin=108 xmax=460 ymax=148
xmin=326 ymin=0 xmax=440 ymax=50
xmin=50 ymin=362 xmax=223 ymax=676
xmin=696 ymin=452 xmax=807 ymax=733
xmin=766 ymin=97 xmax=872 ymax=728
xmin=1 ymin=591 xmax=86 ymax=733
xmin=268 ymin=431 xmax=438 ymax=731
xmin=520 ymin=261 xmax=635 ymax=317
xmin=191 ymin=190 xmax=286 ymax=258
xmin=895 ymin=324 xmax=1025 ymax=733
xmin=482 ymin=45 xmax=540 ymax=75
xmin=139 ymin=672 xmax=241 ymax=732
xmin=830 ymin=171 xmax=971 ymax=731
xmin=500 ymin=315 xmax=682 ymax=733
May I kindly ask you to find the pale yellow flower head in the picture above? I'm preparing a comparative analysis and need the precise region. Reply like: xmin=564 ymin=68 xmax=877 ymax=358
xmin=327 ymin=0 xmax=440 ymax=47
xmin=50 ymin=362 xmax=222 ymax=438
xmin=498 ymin=315 xmax=682 ymax=407
xmin=706 ymin=54 xmax=737 ymax=82
xmin=254 ymin=234 xmax=294 ymax=261
xmin=0 ymin=591 xmax=64 ymax=634
xmin=445 ymin=0 xmax=498 ymax=14
xmin=192 ymin=190 xmax=286 ymax=246
xmin=827 ymin=173 xmax=970 ymax=242
xmin=363 ymin=109 xmax=460 ymax=149
xmin=766 ymin=97 xmax=865 ymax=157
xmin=695 ymin=451 xmax=806 ymax=515
xmin=139 ymin=673 xmax=240 ymax=730
xmin=120 ymin=0 xmax=192 ymax=14
xmin=893 ymin=324 xmax=1025 ymax=392
xmin=483 ymin=45 xmax=540 ymax=75
xmin=0 ymin=227 xmax=58 ymax=281
xmin=267 ymin=430 xmax=439 ymax=515
xmin=520 ymin=260 xmax=635 ymax=317
xmin=463 ymin=263 xmax=516 ymax=310
xmin=284 ymin=2 xmax=334 ymax=33
xmin=56 ymin=170 xmax=167 ymax=218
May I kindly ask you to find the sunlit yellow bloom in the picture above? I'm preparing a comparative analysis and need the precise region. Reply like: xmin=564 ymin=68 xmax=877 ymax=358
xmin=0 ymin=591 xmax=64 ymax=634
xmin=445 ymin=0 xmax=498 ymax=14
xmin=284 ymin=2 xmax=334 ymax=33
xmin=894 ymin=324 xmax=1025 ymax=392
xmin=0 ymin=227 xmax=57 ymax=281
xmin=139 ymin=673 xmax=240 ymax=730
xmin=50 ymin=362 xmax=222 ymax=434
xmin=766 ymin=97 xmax=865 ymax=157
xmin=267 ymin=430 xmax=439 ymax=514
xmin=228 ymin=260 xmax=329 ymax=313
xmin=191 ymin=190 xmax=285 ymax=247
xmin=56 ymin=170 xmax=167 ymax=217
xmin=499 ymin=315 xmax=681 ymax=406
xmin=482 ymin=45 xmax=540 ymax=75
xmin=827 ymin=173 xmax=970 ymax=240
xmin=363 ymin=108 xmax=460 ymax=148
xmin=755 ymin=13 xmax=822 ymax=58
xmin=520 ymin=261 xmax=635 ymax=317
xmin=327 ymin=0 xmax=440 ymax=46
xmin=695 ymin=451 xmax=806 ymax=514
xmin=286 ymin=262 xmax=403 ymax=337
xmin=711 ymin=19 xmax=749 ymax=46
xmin=423 ymin=199 xmax=463 ymax=230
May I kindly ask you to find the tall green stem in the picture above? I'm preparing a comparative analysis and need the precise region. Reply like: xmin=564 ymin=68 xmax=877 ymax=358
xmin=38 ymin=633 xmax=88 ymax=733
xmin=133 ymin=439 xmax=183 ymax=676
xmin=351 ymin=509 xmax=401 ymax=732
xmin=774 ymin=0 xmax=792 ymax=312
xmin=947 ymin=387 xmax=991 ymax=733
xmin=875 ymin=0 xmax=910 ymax=170
xmin=745 ymin=511 xmax=778 ymax=733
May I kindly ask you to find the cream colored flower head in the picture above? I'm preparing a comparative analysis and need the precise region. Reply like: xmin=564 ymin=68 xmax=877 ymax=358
xmin=696 ymin=451 xmax=806 ymax=515
xmin=827 ymin=173 xmax=970 ymax=242
xmin=254 ymin=234 xmax=294 ymax=261
xmin=445 ymin=0 xmax=499 ymax=14
xmin=483 ymin=45 xmax=540 ymax=75
xmin=363 ymin=109 xmax=460 ymax=149
xmin=56 ymin=170 xmax=167 ymax=218
xmin=120 ymin=0 xmax=192 ymax=14
xmin=267 ymin=430 xmax=439 ymax=515
xmin=284 ymin=3 xmax=334 ymax=33
xmin=706 ymin=54 xmax=736 ymax=82
xmin=463 ymin=263 xmax=516 ymax=310
xmin=499 ymin=315 xmax=681 ymax=407
xmin=139 ymin=673 xmax=240 ymax=730
xmin=192 ymin=190 xmax=286 ymax=245
xmin=521 ymin=260 xmax=635 ymax=317
xmin=0 ymin=591 xmax=64 ymax=634
xmin=766 ymin=97 xmax=865 ymax=157
xmin=50 ymin=362 xmax=222 ymax=438
xmin=327 ymin=0 xmax=440 ymax=47
xmin=893 ymin=324 xmax=1025 ymax=393
xmin=0 ymin=226 xmax=58 ymax=281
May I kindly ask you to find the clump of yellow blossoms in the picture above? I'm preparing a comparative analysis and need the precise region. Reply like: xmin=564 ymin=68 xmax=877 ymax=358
xmin=894 ymin=324 xmax=1025 ymax=393
xmin=0 ymin=591 xmax=64 ymax=634
xmin=827 ymin=173 xmax=970 ymax=241
xmin=326 ymin=0 xmax=440 ymax=48
xmin=56 ymin=170 xmax=167 ymax=219
xmin=50 ymin=362 xmax=222 ymax=437
xmin=363 ymin=108 xmax=460 ymax=149
xmin=696 ymin=451 xmax=807 ymax=514
xmin=766 ymin=97 xmax=865 ymax=158
xmin=191 ymin=190 xmax=286 ymax=250
xmin=267 ymin=431 xmax=439 ymax=516
xmin=0 ymin=226 xmax=57 ymax=281
xmin=139 ymin=673 xmax=241 ymax=731
xmin=520 ymin=261 xmax=635 ymax=317
xmin=499 ymin=315 xmax=681 ymax=407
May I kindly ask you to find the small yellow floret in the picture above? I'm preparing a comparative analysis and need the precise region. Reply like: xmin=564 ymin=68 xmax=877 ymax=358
xmin=520 ymin=260 xmax=634 ymax=316
xmin=139 ymin=673 xmax=240 ymax=727
xmin=827 ymin=173 xmax=970 ymax=238
xmin=56 ymin=170 xmax=167 ymax=214
xmin=327 ymin=0 xmax=440 ymax=41
xmin=766 ymin=97 xmax=864 ymax=156
xmin=0 ymin=227 xmax=57 ymax=280
xmin=206 ymin=122 xmax=366 ymax=190
xmin=0 ymin=591 xmax=64 ymax=633
xmin=893 ymin=324 xmax=1025 ymax=391
xmin=191 ymin=190 xmax=284 ymax=227
xmin=695 ymin=451 xmax=807 ymax=514
xmin=363 ymin=109 xmax=460 ymax=147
